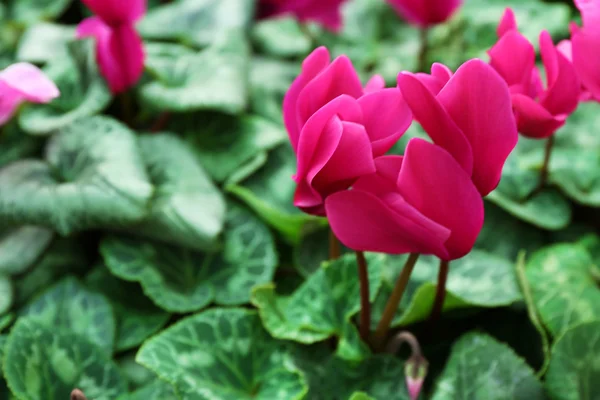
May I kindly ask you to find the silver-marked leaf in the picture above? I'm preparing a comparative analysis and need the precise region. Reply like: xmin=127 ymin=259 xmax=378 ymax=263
xmin=139 ymin=0 xmax=255 ymax=47
xmin=19 ymin=39 xmax=112 ymax=136
xmin=0 ymin=116 xmax=153 ymax=235
xmin=136 ymin=308 xmax=307 ymax=400
xmin=86 ymin=267 xmax=170 ymax=352
xmin=525 ymin=244 xmax=600 ymax=337
xmin=252 ymin=18 xmax=310 ymax=57
xmin=228 ymin=144 xmax=326 ymax=244
xmin=0 ymin=276 xmax=12 ymax=315
xmin=140 ymin=33 xmax=249 ymax=113
xmin=117 ymin=380 xmax=178 ymax=400
xmin=134 ymin=133 xmax=226 ymax=251
xmin=3 ymin=318 xmax=127 ymax=400
xmin=250 ymin=57 xmax=299 ymax=122
xmin=19 ymin=277 xmax=116 ymax=352
xmin=117 ymin=354 xmax=157 ymax=390
xmin=545 ymin=321 xmax=600 ymax=400
xmin=432 ymin=332 xmax=545 ymax=399
xmin=16 ymin=23 xmax=75 ymax=64
xmin=9 ymin=0 xmax=73 ymax=25
xmin=0 ymin=226 xmax=53 ymax=275
xmin=101 ymin=202 xmax=277 ymax=313
xmin=252 ymin=253 xmax=384 ymax=361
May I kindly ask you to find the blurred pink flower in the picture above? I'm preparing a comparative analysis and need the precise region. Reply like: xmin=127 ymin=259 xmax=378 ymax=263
xmin=398 ymin=59 xmax=518 ymax=196
xmin=488 ymin=8 xmax=580 ymax=138
xmin=570 ymin=0 xmax=600 ymax=101
xmin=283 ymin=47 xmax=412 ymax=216
xmin=386 ymin=0 xmax=463 ymax=27
xmin=77 ymin=0 xmax=146 ymax=94
xmin=325 ymin=138 xmax=484 ymax=261
xmin=258 ymin=0 xmax=349 ymax=32
xmin=0 ymin=63 xmax=59 ymax=126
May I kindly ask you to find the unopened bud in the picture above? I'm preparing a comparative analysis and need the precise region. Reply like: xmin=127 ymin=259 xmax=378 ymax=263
xmin=70 ymin=389 xmax=88 ymax=400
xmin=404 ymin=356 xmax=428 ymax=400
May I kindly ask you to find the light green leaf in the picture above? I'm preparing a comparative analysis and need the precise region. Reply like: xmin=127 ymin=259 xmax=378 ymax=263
xmin=9 ymin=0 xmax=73 ymax=25
xmin=0 ymin=116 xmax=153 ymax=235
xmin=545 ymin=321 xmax=600 ymax=400
xmin=117 ymin=380 xmax=178 ymax=400
xmin=139 ymin=0 xmax=255 ymax=47
xmin=136 ymin=308 xmax=307 ymax=400
xmin=0 ymin=276 xmax=12 ymax=315
xmin=252 ymin=253 xmax=384 ymax=361
xmin=249 ymin=57 xmax=298 ymax=122
xmin=19 ymin=277 xmax=116 ymax=352
xmin=0 ymin=226 xmax=53 ymax=276
xmin=227 ymin=144 xmax=326 ymax=244
xmin=252 ymin=18 xmax=310 ymax=57
xmin=432 ymin=332 xmax=545 ymax=399
xmin=86 ymin=267 xmax=170 ymax=352
xmin=134 ymin=133 xmax=226 ymax=251
xmin=349 ymin=393 xmax=376 ymax=400
xmin=525 ymin=244 xmax=600 ymax=337
xmin=19 ymin=39 xmax=112 ymax=136
xmin=16 ymin=22 xmax=75 ymax=64
xmin=140 ymin=33 xmax=249 ymax=113
xmin=101 ymin=202 xmax=277 ymax=313
xmin=3 ymin=318 xmax=127 ymax=400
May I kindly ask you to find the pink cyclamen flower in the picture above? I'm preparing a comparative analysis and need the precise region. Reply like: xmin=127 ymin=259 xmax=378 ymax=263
xmin=258 ymin=0 xmax=349 ymax=32
xmin=77 ymin=0 xmax=146 ymax=94
xmin=283 ymin=46 xmax=412 ymax=216
xmin=0 ymin=63 xmax=59 ymax=126
xmin=398 ymin=59 xmax=518 ymax=197
xmin=488 ymin=8 xmax=580 ymax=138
xmin=570 ymin=0 xmax=600 ymax=100
xmin=325 ymin=138 xmax=484 ymax=261
xmin=386 ymin=0 xmax=463 ymax=27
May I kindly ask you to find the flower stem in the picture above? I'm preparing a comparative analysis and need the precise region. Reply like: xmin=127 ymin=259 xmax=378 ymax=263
xmin=429 ymin=259 xmax=449 ymax=323
xmin=417 ymin=27 xmax=429 ymax=72
xmin=537 ymin=134 xmax=555 ymax=191
xmin=71 ymin=389 xmax=88 ymax=400
xmin=119 ymin=91 xmax=133 ymax=127
xmin=329 ymin=228 xmax=341 ymax=260
xmin=356 ymin=251 xmax=371 ymax=342
xmin=151 ymin=112 xmax=171 ymax=132
xmin=373 ymin=253 xmax=420 ymax=347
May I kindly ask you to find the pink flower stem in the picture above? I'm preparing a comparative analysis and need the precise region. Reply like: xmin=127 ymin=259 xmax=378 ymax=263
xmin=429 ymin=259 xmax=449 ymax=323
xmin=329 ymin=228 xmax=341 ymax=260
xmin=373 ymin=253 xmax=420 ymax=349
xmin=417 ymin=27 xmax=429 ymax=72
xmin=356 ymin=250 xmax=371 ymax=342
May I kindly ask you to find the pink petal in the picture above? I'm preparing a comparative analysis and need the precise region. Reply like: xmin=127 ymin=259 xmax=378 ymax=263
xmin=397 ymin=72 xmax=474 ymax=175
xmin=357 ymin=88 xmax=412 ymax=157
xmin=397 ymin=138 xmax=483 ymax=260
xmin=407 ymin=376 xmax=424 ymax=400
xmin=283 ymin=47 xmax=331 ymax=152
xmin=352 ymin=155 xmax=404 ymax=195
xmin=431 ymin=63 xmax=453 ymax=85
xmin=0 ymin=83 xmax=24 ymax=126
xmin=0 ymin=63 xmax=59 ymax=103
xmin=364 ymin=74 xmax=386 ymax=94
xmin=575 ymin=0 xmax=600 ymax=31
xmin=497 ymin=8 xmax=517 ymax=37
xmin=437 ymin=59 xmax=518 ymax=196
xmin=386 ymin=0 xmax=462 ymax=27
xmin=572 ymin=30 xmax=600 ymax=100
xmin=82 ymin=0 xmax=146 ymax=25
xmin=293 ymin=0 xmax=346 ymax=32
xmin=511 ymin=94 xmax=565 ymax=138
xmin=488 ymin=31 xmax=535 ymax=89
xmin=539 ymin=30 xmax=580 ymax=117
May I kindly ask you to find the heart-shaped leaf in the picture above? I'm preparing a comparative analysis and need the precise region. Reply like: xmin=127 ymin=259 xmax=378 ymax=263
xmin=0 ymin=226 xmax=53 ymax=275
xmin=101 ymin=202 xmax=277 ymax=313
xmin=136 ymin=308 xmax=307 ymax=400
xmin=0 ymin=116 xmax=153 ymax=235
xmin=252 ymin=18 xmax=310 ymax=58
xmin=16 ymin=22 xmax=75 ymax=64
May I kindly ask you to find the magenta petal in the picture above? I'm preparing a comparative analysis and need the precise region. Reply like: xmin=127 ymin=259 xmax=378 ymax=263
xmin=364 ymin=74 xmax=386 ymax=94
xmin=107 ymin=25 xmax=145 ymax=94
xmin=397 ymin=72 xmax=474 ymax=175
xmin=82 ymin=0 xmax=145 ymax=25
xmin=497 ymin=8 xmax=517 ymax=37
xmin=512 ymin=94 xmax=565 ymax=138
xmin=431 ymin=63 xmax=453 ymax=84
xmin=575 ymin=0 xmax=600 ymax=30
xmin=398 ymin=138 xmax=483 ymax=260
xmin=387 ymin=0 xmax=462 ymax=27
xmin=283 ymin=46 xmax=331 ymax=152
xmin=437 ymin=59 xmax=518 ymax=196
xmin=357 ymin=88 xmax=412 ymax=157
xmin=572 ymin=30 xmax=600 ymax=99
xmin=0 ymin=63 xmax=59 ymax=102
xmin=353 ymin=155 xmax=404 ymax=195
xmin=488 ymin=31 xmax=535 ymax=89
xmin=325 ymin=190 xmax=451 ymax=257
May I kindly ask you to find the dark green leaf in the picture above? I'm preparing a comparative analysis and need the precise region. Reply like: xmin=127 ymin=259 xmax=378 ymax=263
xmin=117 ymin=380 xmax=178 ymax=400
xmin=0 ymin=122 xmax=43 ymax=169
xmin=0 ymin=226 xmax=53 ymax=276
xmin=0 ymin=314 xmax=13 ymax=333
xmin=0 ymin=275 xmax=12 ymax=315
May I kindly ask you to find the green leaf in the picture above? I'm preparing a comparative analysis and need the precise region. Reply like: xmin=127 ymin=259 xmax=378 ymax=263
xmin=349 ymin=393 xmax=376 ymax=400
xmin=293 ymin=226 xmax=351 ymax=278
xmin=16 ymin=22 xmax=75 ymax=64
xmin=525 ymin=243 xmax=600 ymax=337
xmin=140 ymin=33 xmax=249 ymax=113
xmin=117 ymin=380 xmax=178 ymax=400
xmin=0 ymin=116 xmax=153 ymax=235
xmin=179 ymin=113 xmax=287 ymax=183
xmin=101 ymin=202 xmax=277 ymax=313
xmin=9 ymin=0 xmax=73 ymax=25
xmin=0 ymin=334 xmax=7 ymax=398
xmin=0 ymin=314 xmax=13 ymax=332
xmin=3 ymin=318 xmax=127 ymax=400
xmin=139 ymin=0 xmax=255 ymax=47
xmin=86 ymin=267 xmax=170 ymax=352
xmin=117 ymin=354 xmax=157 ymax=390
xmin=227 ymin=144 xmax=326 ymax=244
xmin=432 ymin=332 xmax=545 ymax=399
xmin=19 ymin=39 xmax=112 ymax=136
xmin=136 ymin=308 xmax=307 ymax=400
xmin=0 ymin=226 xmax=53 ymax=275
xmin=134 ymin=133 xmax=226 ymax=251
xmin=252 ymin=253 xmax=384 ymax=361
xmin=19 ymin=277 xmax=116 ymax=352
xmin=545 ymin=321 xmax=600 ymax=400
xmin=0 ymin=275 xmax=12 ymax=315
xmin=0 ymin=122 xmax=43 ymax=169
xmin=249 ymin=57 xmax=298 ymax=122
xmin=252 ymin=18 xmax=310 ymax=58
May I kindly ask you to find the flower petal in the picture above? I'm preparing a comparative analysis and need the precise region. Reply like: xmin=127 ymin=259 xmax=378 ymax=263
xmin=497 ymin=8 xmax=517 ymax=37
xmin=572 ymin=30 xmax=600 ymax=99
xmin=82 ymin=0 xmax=145 ymax=25
xmin=511 ymin=94 xmax=565 ymax=138
xmin=107 ymin=25 xmax=145 ymax=94
xmin=364 ymin=74 xmax=386 ymax=94
xmin=386 ymin=0 xmax=462 ymax=27
xmin=397 ymin=138 xmax=483 ymax=260
xmin=0 ymin=63 xmax=59 ymax=102
xmin=488 ymin=30 xmax=535 ymax=89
